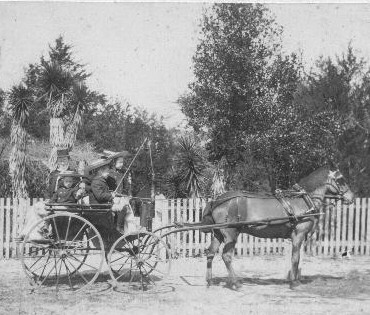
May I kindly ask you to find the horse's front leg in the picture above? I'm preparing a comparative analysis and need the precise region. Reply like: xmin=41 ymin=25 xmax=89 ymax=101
xmin=289 ymin=229 xmax=305 ymax=289
xmin=221 ymin=240 xmax=241 ymax=290
xmin=206 ymin=235 xmax=221 ymax=287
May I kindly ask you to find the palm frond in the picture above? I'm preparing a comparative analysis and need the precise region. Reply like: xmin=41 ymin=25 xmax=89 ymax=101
xmin=39 ymin=61 xmax=74 ymax=108
xmin=8 ymin=84 xmax=32 ymax=125
xmin=71 ymin=82 xmax=89 ymax=112
xmin=176 ymin=136 xmax=206 ymax=197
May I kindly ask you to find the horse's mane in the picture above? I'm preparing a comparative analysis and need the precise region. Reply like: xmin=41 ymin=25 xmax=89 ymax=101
xmin=298 ymin=166 xmax=330 ymax=193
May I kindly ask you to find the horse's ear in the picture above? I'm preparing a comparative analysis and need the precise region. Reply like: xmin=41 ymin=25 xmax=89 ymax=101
xmin=328 ymin=170 xmax=337 ymax=179
xmin=327 ymin=160 xmax=339 ymax=171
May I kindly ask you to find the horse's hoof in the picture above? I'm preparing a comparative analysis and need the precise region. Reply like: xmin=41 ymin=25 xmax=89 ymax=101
xmin=227 ymin=281 xmax=242 ymax=291
xmin=289 ymin=280 xmax=301 ymax=289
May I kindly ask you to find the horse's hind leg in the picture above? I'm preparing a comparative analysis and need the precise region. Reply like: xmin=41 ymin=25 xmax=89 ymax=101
xmin=206 ymin=230 xmax=222 ymax=287
xmin=221 ymin=229 xmax=241 ymax=290
xmin=289 ymin=229 xmax=305 ymax=289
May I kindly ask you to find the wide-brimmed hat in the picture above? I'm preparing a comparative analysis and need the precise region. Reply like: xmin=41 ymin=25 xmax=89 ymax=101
xmin=56 ymin=149 xmax=70 ymax=158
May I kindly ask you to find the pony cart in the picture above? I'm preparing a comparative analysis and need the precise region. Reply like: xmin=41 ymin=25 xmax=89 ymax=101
xmin=19 ymin=159 xmax=354 ymax=292
xmin=19 ymin=173 xmax=172 ymax=292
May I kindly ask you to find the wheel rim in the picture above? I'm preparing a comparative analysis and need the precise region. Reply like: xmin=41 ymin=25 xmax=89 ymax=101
xmin=108 ymin=231 xmax=171 ymax=290
xmin=21 ymin=213 xmax=105 ymax=292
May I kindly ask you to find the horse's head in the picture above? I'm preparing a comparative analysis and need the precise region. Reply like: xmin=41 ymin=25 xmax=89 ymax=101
xmin=325 ymin=170 xmax=354 ymax=205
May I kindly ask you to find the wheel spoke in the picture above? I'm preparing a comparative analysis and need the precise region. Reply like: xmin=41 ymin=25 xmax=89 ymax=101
xmin=68 ymin=254 xmax=99 ymax=271
xmin=55 ymin=256 xmax=63 ymax=291
xmin=64 ymin=216 xmax=72 ymax=242
xmin=65 ymin=258 xmax=89 ymax=284
xmin=52 ymin=217 xmax=61 ymax=244
xmin=62 ymin=259 xmax=73 ymax=290
xmin=141 ymin=264 xmax=156 ymax=286
xmin=30 ymin=255 xmax=54 ymax=274
xmin=27 ymin=251 xmax=47 ymax=271
xmin=31 ymin=251 xmax=53 ymax=276
xmin=115 ymin=266 xmax=132 ymax=281
xmin=69 ymin=223 xmax=87 ymax=244
xmin=37 ymin=256 xmax=61 ymax=287
xmin=110 ymin=252 xmax=131 ymax=265
xmin=143 ymin=261 xmax=167 ymax=276
xmin=84 ymin=233 xmax=99 ymax=244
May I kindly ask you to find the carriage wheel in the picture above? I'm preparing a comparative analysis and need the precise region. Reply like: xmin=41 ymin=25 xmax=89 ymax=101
xmin=20 ymin=213 xmax=105 ymax=292
xmin=108 ymin=231 xmax=171 ymax=290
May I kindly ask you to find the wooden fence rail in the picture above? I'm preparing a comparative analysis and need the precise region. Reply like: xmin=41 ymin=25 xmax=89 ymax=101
xmin=1 ymin=197 xmax=370 ymax=259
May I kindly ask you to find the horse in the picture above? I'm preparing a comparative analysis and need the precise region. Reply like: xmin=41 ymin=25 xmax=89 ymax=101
xmin=202 ymin=166 xmax=355 ymax=289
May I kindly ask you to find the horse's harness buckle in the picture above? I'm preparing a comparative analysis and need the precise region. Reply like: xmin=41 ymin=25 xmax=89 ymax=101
xmin=275 ymin=189 xmax=299 ymax=224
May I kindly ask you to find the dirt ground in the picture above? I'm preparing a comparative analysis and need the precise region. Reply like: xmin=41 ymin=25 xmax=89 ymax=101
xmin=1 ymin=254 xmax=370 ymax=315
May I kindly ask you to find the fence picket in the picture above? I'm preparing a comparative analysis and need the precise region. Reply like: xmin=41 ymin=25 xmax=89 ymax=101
xmin=329 ymin=204 xmax=335 ymax=255
xmin=347 ymin=202 xmax=355 ymax=254
xmin=367 ymin=199 xmax=370 ymax=255
xmin=360 ymin=198 xmax=367 ymax=255
xmin=0 ymin=198 xmax=4 ymax=259
xmin=194 ymin=199 xmax=200 ymax=256
xmin=169 ymin=199 xmax=176 ymax=257
xmin=322 ymin=207 xmax=329 ymax=255
xmin=354 ymin=199 xmax=361 ymax=255
xmin=1 ymin=197 xmax=370 ymax=260
xmin=341 ymin=202 xmax=348 ymax=254
xmin=5 ymin=198 xmax=11 ymax=259
xmin=12 ymin=199 xmax=19 ymax=258
xmin=335 ymin=200 xmax=342 ymax=256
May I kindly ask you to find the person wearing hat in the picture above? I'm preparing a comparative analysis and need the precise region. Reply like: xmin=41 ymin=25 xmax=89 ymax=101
xmin=45 ymin=149 xmax=74 ymax=201
xmin=51 ymin=174 xmax=87 ymax=204
xmin=90 ymin=162 xmax=136 ymax=236
xmin=17 ymin=149 xmax=75 ymax=242
xmin=106 ymin=156 xmax=130 ymax=195
xmin=90 ymin=163 xmax=117 ymax=204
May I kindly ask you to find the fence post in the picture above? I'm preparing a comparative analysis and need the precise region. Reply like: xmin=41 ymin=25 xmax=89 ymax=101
xmin=5 ymin=198 xmax=11 ymax=259
xmin=354 ymin=198 xmax=361 ymax=255
xmin=0 ymin=198 xmax=4 ymax=259
xmin=194 ymin=198 xmax=200 ymax=256
xmin=367 ymin=198 xmax=370 ymax=255
xmin=347 ymin=201 xmax=355 ymax=254
xmin=335 ymin=200 xmax=342 ymax=256
xmin=360 ymin=198 xmax=367 ymax=255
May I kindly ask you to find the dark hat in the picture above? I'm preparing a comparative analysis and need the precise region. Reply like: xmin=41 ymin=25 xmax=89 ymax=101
xmin=56 ymin=149 xmax=70 ymax=158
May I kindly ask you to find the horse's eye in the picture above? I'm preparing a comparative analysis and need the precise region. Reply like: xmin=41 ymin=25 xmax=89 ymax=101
xmin=336 ymin=177 xmax=346 ymax=186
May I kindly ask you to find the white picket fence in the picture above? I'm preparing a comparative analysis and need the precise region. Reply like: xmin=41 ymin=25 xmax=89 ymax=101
xmin=153 ymin=197 xmax=370 ymax=258
xmin=1 ymin=197 xmax=370 ymax=259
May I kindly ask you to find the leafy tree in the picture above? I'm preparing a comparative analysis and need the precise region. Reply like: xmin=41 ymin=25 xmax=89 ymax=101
xmin=179 ymin=3 xmax=302 ymax=190
xmin=0 ymin=89 xmax=11 ymax=138
xmin=295 ymin=46 xmax=370 ymax=195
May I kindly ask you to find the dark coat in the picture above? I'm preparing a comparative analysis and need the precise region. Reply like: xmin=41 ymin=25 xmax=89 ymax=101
xmin=106 ymin=170 xmax=129 ymax=195
xmin=44 ymin=167 xmax=74 ymax=200
xmin=90 ymin=175 xmax=113 ymax=204
xmin=51 ymin=186 xmax=79 ymax=203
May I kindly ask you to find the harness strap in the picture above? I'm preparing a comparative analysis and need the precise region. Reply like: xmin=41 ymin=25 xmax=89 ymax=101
xmin=274 ymin=189 xmax=298 ymax=223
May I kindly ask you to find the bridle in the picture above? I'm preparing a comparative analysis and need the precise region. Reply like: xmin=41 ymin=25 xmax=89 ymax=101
xmin=325 ymin=171 xmax=352 ymax=204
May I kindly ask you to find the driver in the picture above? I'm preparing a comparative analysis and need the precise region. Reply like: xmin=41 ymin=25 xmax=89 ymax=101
xmin=90 ymin=162 xmax=136 ymax=235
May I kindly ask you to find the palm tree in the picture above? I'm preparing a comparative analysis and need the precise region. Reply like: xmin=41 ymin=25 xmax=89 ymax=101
xmin=176 ymin=136 xmax=206 ymax=198
xmin=38 ymin=61 xmax=88 ymax=170
xmin=8 ymin=84 xmax=32 ymax=198
xmin=64 ymin=82 xmax=89 ymax=150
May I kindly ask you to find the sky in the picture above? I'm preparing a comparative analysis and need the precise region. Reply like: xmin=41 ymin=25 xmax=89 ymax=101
xmin=1 ymin=2 xmax=370 ymax=128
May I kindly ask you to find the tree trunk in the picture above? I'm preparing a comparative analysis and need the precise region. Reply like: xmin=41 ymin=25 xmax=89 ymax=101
xmin=9 ymin=124 xmax=28 ymax=198
xmin=49 ymin=117 xmax=65 ymax=170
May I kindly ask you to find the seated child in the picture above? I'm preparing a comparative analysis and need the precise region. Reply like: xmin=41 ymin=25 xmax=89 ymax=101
xmin=51 ymin=176 xmax=86 ymax=204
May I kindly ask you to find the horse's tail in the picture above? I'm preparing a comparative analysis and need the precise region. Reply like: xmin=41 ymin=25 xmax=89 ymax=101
xmin=201 ymin=202 xmax=215 ymax=233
